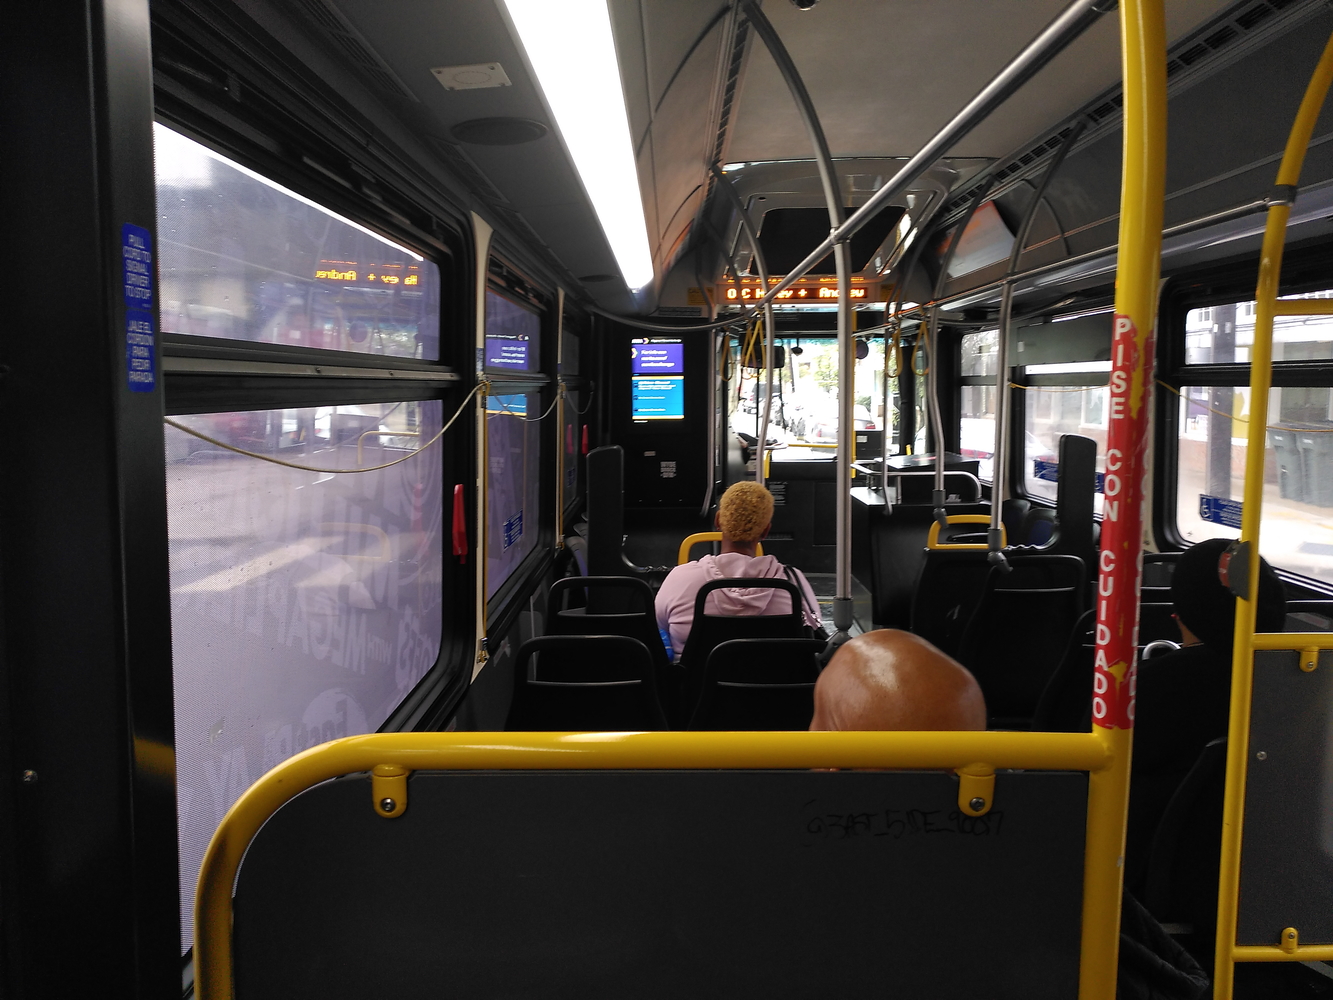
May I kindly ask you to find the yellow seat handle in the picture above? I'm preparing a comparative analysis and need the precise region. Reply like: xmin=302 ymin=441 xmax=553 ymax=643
xmin=926 ymin=515 xmax=1005 ymax=551
xmin=677 ymin=532 xmax=763 ymax=565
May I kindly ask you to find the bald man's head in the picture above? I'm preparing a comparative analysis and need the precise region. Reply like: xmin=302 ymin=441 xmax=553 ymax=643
xmin=810 ymin=630 xmax=987 ymax=731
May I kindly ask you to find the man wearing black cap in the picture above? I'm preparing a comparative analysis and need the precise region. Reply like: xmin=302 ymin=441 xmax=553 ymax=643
xmin=1125 ymin=537 xmax=1287 ymax=890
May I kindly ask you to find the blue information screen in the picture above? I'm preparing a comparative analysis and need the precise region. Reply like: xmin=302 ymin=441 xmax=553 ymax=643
xmin=630 ymin=337 xmax=685 ymax=421
xmin=632 ymin=375 xmax=685 ymax=420
xmin=485 ymin=290 xmax=539 ymax=371
xmin=631 ymin=338 xmax=684 ymax=374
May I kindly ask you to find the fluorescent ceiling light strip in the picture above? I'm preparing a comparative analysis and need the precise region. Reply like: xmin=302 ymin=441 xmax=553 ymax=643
xmin=502 ymin=0 xmax=654 ymax=290
xmin=153 ymin=123 xmax=423 ymax=261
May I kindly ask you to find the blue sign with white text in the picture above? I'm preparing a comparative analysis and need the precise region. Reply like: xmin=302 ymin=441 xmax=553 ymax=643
xmin=121 ymin=223 xmax=153 ymax=309
xmin=1031 ymin=459 xmax=1104 ymax=493
xmin=503 ymin=510 xmax=524 ymax=550
xmin=125 ymin=309 xmax=156 ymax=392
xmin=1199 ymin=494 xmax=1243 ymax=529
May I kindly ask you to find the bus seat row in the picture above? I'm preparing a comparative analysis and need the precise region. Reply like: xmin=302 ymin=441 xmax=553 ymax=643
xmin=507 ymin=576 xmax=822 ymax=731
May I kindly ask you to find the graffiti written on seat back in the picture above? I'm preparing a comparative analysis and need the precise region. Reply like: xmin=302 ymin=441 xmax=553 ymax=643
xmin=803 ymin=806 xmax=1005 ymax=842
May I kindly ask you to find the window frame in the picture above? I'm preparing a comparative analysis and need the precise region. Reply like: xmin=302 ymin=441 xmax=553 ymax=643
xmin=1010 ymin=366 xmax=1110 ymax=508
xmin=1155 ymin=245 xmax=1333 ymax=595
xmin=481 ymin=261 xmax=557 ymax=617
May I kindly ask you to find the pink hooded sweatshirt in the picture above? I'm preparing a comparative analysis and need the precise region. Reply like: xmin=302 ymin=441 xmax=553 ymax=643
xmin=654 ymin=552 xmax=822 ymax=661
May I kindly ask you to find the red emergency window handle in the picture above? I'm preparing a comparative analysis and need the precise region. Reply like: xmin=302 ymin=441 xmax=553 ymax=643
xmin=581 ymin=424 xmax=589 ymax=455
xmin=452 ymin=484 xmax=467 ymax=564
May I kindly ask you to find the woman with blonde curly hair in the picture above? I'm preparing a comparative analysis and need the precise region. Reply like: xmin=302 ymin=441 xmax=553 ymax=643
xmin=654 ymin=481 xmax=821 ymax=660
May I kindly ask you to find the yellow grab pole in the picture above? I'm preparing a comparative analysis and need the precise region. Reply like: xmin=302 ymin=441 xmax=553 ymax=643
xmin=1213 ymin=31 xmax=1333 ymax=1000
xmin=1078 ymin=2 xmax=1166 ymax=997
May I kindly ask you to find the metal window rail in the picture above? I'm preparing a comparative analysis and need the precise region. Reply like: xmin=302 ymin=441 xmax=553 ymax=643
xmin=1212 ymin=31 xmax=1333 ymax=1000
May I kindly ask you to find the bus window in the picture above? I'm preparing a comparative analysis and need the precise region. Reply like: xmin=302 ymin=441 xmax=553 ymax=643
xmin=154 ymin=124 xmax=441 ymax=359
xmin=165 ymin=400 xmax=445 ymax=952
xmin=1174 ymin=294 xmax=1333 ymax=584
xmin=734 ymin=336 xmax=892 ymax=460
xmin=959 ymin=329 xmax=999 ymax=480
xmin=1021 ymin=361 xmax=1110 ymax=511
xmin=486 ymin=393 xmax=543 ymax=598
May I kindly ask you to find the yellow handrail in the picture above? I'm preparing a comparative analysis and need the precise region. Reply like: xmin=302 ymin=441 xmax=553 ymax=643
xmin=195 ymin=729 xmax=1114 ymax=1000
xmin=926 ymin=514 xmax=1003 ymax=551
xmin=677 ymin=531 xmax=762 ymax=565
xmin=1077 ymin=2 xmax=1166 ymax=995
xmin=1212 ymin=30 xmax=1333 ymax=1000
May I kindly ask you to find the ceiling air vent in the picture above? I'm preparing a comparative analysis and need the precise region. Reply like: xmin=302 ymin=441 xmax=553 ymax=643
xmin=290 ymin=0 xmax=420 ymax=102
xmin=939 ymin=0 xmax=1326 ymax=226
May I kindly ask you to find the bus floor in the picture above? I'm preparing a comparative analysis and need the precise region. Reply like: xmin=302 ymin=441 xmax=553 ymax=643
xmin=804 ymin=572 xmax=872 ymax=638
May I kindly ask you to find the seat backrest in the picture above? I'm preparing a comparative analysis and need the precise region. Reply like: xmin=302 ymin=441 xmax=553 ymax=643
xmin=1143 ymin=738 xmax=1227 ymax=954
xmin=688 ymin=637 xmax=824 ymax=731
xmin=1030 ymin=609 xmax=1096 ymax=733
xmin=957 ymin=554 xmax=1089 ymax=728
xmin=1140 ymin=552 xmax=1178 ymax=605
xmin=911 ymin=549 xmax=991 ymax=658
xmin=549 ymin=573 xmax=663 ymax=642
xmin=1019 ymin=507 xmax=1058 ymax=547
xmin=865 ymin=501 xmax=989 ymax=629
xmin=547 ymin=576 xmax=673 ymax=697
xmin=506 ymin=634 xmax=667 ymax=731
xmin=678 ymin=578 xmax=808 ymax=716
xmin=231 ymin=765 xmax=1089 ymax=1000
xmin=1137 ymin=603 xmax=1179 ymax=645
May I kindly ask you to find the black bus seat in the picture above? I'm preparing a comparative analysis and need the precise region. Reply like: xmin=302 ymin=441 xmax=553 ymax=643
xmin=1285 ymin=599 xmax=1333 ymax=632
xmin=547 ymin=575 xmax=670 ymax=671
xmin=687 ymin=637 xmax=823 ymax=731
xmin=910 ymin=548 xmax=991 ymax=659
xmin=1140 ymin=552 xmax=1179 ymax=605
xmin=223 ymin=756 xmax=1090 ymax=999
xmin=865 ymin=500 xmax=989 ymax=629
xmin=956 ymin=554 xmax=1088 ymax=729
xmin=678 ymin=578 xmax=809 ymax=723
xmin=1138 ymin=602 xmax=1179 ymax=645
xmin=1019 ymin=507 xmax=1058 ymax=547
xmin=505 ymin=634 xmax=668 ymax=731
xmin=1142 ymin=738 xmax=1227 ymax=962
xmin=938 ymin=499 xmax=1031 ymax=548
xmin=1031 ymin=609 xmax=1096 ymax=733
xmin=1031 ymin=611 xmax=1191 ymax=735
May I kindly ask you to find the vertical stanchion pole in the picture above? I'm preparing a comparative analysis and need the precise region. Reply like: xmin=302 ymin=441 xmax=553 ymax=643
xmin=555 ymin=287 xmax=566 ymax=548
xmin=1078 ymin=1 xmax=1165 ymax=997
xmin=1212 ymin=33 xmax=1333 ymax=999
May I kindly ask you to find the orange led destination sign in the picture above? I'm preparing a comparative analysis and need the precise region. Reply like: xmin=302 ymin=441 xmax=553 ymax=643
xmin=315 ymin=260 xmax=420 ymax=286
xmin=717 ymin=278 xmax=878 ymax=302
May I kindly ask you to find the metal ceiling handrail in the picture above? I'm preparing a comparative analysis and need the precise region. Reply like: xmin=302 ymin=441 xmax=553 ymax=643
xmin=709 ymin=163 xmax=779 ymax=488
xmin=987 ymin=121 xmax=1086 ymax=568
xmin=739 ymin=0 xmax=856 ymax=644
xmin=586 ymin=0 xmax=1115 ymax=333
